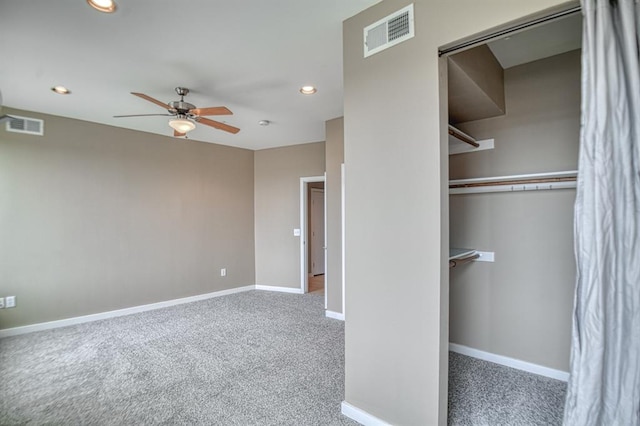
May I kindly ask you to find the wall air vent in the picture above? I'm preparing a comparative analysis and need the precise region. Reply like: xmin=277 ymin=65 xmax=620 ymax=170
xmin=5 ymin=115 xmax=44 ymax=136
xmin=363 ymin=4 xmax=414 ymax=58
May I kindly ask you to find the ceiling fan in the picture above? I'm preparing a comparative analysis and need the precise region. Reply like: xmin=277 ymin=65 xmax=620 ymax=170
xmin=114 ymin=87 xmax=240 ymax=137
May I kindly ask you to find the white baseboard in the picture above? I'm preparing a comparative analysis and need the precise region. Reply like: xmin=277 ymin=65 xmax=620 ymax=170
xmin=449 ymin=342 xmax=569 ymax=382
xmin=0 ymin=285 xmax=255 ymax=339
xmin=325 ymin=310 xmax=345 ymax=321
xmin=255 ymin=285 xmax=304 ymax=294
xmin=341 ymin=402 xmax=390 ymax=426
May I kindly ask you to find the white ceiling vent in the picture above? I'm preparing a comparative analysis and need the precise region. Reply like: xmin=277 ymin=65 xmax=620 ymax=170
xmin=5 ymin=115 xmax=44 ymax=136
xmin=364 ymin=4 xmax=414 ymax=58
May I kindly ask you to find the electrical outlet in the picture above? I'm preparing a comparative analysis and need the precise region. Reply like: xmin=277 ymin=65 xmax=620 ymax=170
xmin=0 ymin=297 xmax=4 ymax=309
xmin=220 ymin=268 xmax=226 ymax=277
xmin=5 ymin=296 xmax=15 ymax=308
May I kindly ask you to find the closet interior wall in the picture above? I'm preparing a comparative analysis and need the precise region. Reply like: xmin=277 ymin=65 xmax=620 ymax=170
xmin=449 ymin=49 xmax=580 ymax=372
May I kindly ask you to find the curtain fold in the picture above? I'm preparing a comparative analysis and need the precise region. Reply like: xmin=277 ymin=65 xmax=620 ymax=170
xmin=564 ymin=1 xmax=640 ymax=425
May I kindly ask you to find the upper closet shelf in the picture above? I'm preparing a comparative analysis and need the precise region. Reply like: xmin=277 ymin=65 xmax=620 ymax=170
xmin=448 ymin=125 xmax=494 ymax=155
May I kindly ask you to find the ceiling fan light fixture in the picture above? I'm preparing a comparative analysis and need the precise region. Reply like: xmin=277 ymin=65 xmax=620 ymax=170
xmin=168 ymin=118 xmax=196 ymax=133
xmin=87 ymin=0 xmax=117 ymax=13
xmin=299 ymin=85 xmax=317 ymax=95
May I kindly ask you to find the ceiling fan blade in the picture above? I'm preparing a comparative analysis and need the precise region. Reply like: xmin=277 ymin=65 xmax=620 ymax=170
xmin=131 ymin=92 xmax=170 ymax=110
xmin=113 ymin=114 xmax=173 ymax=118
xmin=174 ymin=130 xmax=186 ymax=137
xmin=197 ymin=117 xmax=240 ymax=134
xmin=190 ymin=106 xmax=233 ymax=116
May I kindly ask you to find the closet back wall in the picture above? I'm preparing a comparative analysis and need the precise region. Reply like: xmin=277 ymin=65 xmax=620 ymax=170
xmin=449 ymin=49 xmax=580 ymax=372
xmin=0 ymin=108 xmax=256 ymax=329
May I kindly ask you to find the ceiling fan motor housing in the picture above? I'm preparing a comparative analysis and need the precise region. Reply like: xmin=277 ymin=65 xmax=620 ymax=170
xmin=168 ymin=101 xmax=196 ymax=114
xmin=170 ymin=87 xmax=195 ymax=114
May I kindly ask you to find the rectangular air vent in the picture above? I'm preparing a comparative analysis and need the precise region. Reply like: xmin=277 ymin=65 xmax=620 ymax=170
xmin=5 ymin=115 xmax=44 ymax=136
xmin=363 ymin=4 xmax=414 ymax=58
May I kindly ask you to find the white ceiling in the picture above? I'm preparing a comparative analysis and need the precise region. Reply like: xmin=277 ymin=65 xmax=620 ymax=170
xmin=0 ymin=0 xmax=382 ymax=150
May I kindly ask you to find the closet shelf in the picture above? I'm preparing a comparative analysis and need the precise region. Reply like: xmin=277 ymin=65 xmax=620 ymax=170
xmin=449 ymin=170 xmax=578 ymax=194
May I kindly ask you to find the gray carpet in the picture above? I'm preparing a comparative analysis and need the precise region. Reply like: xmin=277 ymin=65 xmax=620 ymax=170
xmin=0 ymin=290 xmax=566 ymax=425
xmin=0 ymin=291 xmax=356 ymax=425
xmin=448 ymin=352 xmax=567 ymax=425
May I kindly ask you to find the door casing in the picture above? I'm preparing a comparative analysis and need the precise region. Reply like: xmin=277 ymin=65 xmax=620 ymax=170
xmin=299 ymin=175 xmax=326 ymax=308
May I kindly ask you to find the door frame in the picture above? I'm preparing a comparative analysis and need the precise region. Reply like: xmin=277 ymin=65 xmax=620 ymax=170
xmin=299 ymin=175 xmax=326 ymax=307
xmin=341 ymin=163 xmax=346 ymax=317
xmin=309 ymin=187 xmax=326 ymax=276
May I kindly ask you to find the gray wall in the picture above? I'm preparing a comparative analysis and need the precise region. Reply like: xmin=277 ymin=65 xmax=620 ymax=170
xmin=325 ymin=117 xmax=344 ymax=314
xmin=0 ymin=108 xmax=255 ymax=329
xmin=449 ymin=50 xmax=580 ymax=372
xmin=343 ymin=1 xmax=574 ymax=424
xmin=254 ymin=142 xmax=325 ymax=288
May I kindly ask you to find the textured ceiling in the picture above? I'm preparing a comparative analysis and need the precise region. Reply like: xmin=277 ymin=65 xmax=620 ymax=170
xmin=0 ymin=0 xmax=382 ymax=149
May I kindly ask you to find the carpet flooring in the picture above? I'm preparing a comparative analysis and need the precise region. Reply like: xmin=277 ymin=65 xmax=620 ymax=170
xmin=0 ymin=291 xmax=354 ymax=425
xmin=448 ymin=352 xmax=567 ymax=425
xmin=0 ymin=290 xmax=566 ymax=425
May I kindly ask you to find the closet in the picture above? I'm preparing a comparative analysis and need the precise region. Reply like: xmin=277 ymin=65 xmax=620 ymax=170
xmin=445 ymin=12 xmax=582 ymax=377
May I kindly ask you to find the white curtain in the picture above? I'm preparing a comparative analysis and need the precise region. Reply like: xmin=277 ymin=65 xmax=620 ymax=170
xmin=564 ymin=1 xmax=640 ymax=425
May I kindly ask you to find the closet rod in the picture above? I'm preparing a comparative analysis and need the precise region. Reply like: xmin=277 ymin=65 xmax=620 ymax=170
xmin=449 ymin=253 xmax=480 ymax=269
xmin=450 ymin=176 xmax=576 ymax=189
xmin=438 ymin=5 xmax=582 ymax=56
xmin=449 ymin=127 xmax=479 ymax=148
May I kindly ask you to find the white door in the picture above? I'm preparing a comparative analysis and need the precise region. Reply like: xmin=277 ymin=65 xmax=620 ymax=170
xmin=310 ymin=188 xmax=325 ymax=275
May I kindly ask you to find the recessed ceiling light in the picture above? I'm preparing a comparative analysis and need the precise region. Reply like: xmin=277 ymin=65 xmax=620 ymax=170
xmin=299 ymin=86 xmax=317 ymax=95
xmin=87 ymin=0 xmax=117 ymax=13
xmin=51 ymin=86 xmax=71 ymax=95
xmin=258 ymin=120 xmax=270 ymax=126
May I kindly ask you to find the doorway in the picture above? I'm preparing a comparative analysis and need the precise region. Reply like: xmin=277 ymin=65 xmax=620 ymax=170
xmin=299 ymin=176 xmax=326 ymax=307
xmin=309 ymin=187 xmax=325 ymax=277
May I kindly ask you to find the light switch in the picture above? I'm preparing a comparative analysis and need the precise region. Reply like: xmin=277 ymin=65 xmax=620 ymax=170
xmin=293 ymin=228 xmax=301 ymax=236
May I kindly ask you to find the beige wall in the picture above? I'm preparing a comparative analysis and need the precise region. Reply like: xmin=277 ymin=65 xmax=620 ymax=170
xmin=343 ymin=1 xmax=575 ymax=425
xmin=325 ymin=117 xmax=344 ymax=313
xmin=0 ymin=108 xmax=255 ymax=330
xmin=449 ymin=50 xmax=580 ymax=372
xmin=254 ymin=142 xmax=325 ymax=288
